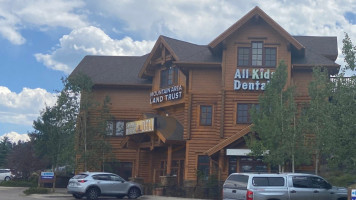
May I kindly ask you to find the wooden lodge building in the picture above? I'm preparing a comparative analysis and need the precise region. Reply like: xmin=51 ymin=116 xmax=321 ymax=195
xmin=71 ymin=6 xmax=340 ymax=187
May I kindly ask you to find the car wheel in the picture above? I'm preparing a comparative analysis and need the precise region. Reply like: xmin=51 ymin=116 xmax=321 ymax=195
xmin=86 ymin=187 xmax=99 ymax=200
xmin=72 ymin=193 xmax=84 ymax=199
xmin=4 ymin=176 xmax=11 ymax=181
xmin=127 ymin=187 xmax=140 ymax=199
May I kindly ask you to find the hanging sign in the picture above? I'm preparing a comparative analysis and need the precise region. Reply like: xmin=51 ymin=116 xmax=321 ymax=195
xmin=126 ymin=118 xmax=155 ymax=135
xmin=150 ymin=85 xmax=183 ymax=104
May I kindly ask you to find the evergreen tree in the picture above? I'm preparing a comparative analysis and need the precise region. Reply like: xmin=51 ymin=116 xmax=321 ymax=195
xmin=0 ymin=137 xmax=12 ymax=168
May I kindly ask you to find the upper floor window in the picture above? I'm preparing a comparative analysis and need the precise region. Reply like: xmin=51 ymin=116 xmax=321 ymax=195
xmin=237 ymin=42 xmax=277 ymax=67
xmin=252 ymin=42 xmax=263 ymax=66
xmin=200 ymin=105 xmax=212 ymax=126
xmin=237 ymin=103 xmax=259 ymax=124
xmin=265 ymin=48 xmax=277 ymax=67
xmin=238 ymin=47 xmax=250 ymax=66
xmin=106 ymin=120 xmax=126 ymax=136
xmin=160 ymin=65 xmax=178 ymax=88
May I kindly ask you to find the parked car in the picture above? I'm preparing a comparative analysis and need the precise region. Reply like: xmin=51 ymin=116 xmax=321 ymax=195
xmin=67 ymin=172 xmax=143 ymax=200
xmin=0 ymin=169 xmax=13 ymax=181
xmin=223 ymin=173 xmax=347 ymax=200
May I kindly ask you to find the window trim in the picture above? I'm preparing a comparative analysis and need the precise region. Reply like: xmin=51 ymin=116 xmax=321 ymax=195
xmin=106 ymin=120 xmax=126 ymax=137
xmin=160 ymin=65 xmax=179 ymax=88
xmin=199 ymin=105 xmax=213 ymax=126
xmin=237 ymin=42 xmax=277 ymax=67
xmin=236 ymin=103 xmax=260 ymax=124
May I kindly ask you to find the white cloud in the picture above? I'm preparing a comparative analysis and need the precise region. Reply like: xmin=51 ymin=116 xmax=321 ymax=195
xmin=35 ymin=26 xmax=155 ymax=74
xmin=0 ymin=86 xmax=57 ymax=126
xmin=0 ymin=0 xmax=87 ymax=45
xmin=0 ymin=132 xmax=30 ymax=144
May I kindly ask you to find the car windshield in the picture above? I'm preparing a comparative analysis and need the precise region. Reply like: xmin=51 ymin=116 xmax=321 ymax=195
xmin=72 ymin=174 xmax=88 ymax=179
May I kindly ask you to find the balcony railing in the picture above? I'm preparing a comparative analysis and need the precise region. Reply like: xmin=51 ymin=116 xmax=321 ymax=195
xmin=330 ymin=77 xmax=356 ymax=86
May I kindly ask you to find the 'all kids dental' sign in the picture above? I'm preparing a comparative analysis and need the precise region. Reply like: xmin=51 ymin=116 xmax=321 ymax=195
xmin=234 ymin=68 xmax=274 ymax=91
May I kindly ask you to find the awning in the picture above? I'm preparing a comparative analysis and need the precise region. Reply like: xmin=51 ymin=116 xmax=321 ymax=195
xmin=204 ymin=124 xmax=252 ymax=156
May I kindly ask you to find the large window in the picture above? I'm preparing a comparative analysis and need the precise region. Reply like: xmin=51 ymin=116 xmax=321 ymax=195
xmin=237 ymin=103 xmax=259 ymax=124
xmin=200 ymin=105 xmax=212 ymax=126
xmin=106 ymin=120 xmax=126 ymax=136
xmin=237 ymin=42 xmax=276 ymax=67
xmin=160 ymin=65 xmax=178 ymax=88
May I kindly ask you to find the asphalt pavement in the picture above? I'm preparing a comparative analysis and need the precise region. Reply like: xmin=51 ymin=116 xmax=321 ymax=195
xmin=0 ymin=186 xmax=209 ymax=200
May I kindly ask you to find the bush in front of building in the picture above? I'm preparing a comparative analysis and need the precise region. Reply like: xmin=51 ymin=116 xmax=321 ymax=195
xmin=23 ymin=187 xmax=49 ymax=195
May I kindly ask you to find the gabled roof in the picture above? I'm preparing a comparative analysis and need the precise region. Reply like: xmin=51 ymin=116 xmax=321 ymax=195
xmin=209 ymin=6 xmax=304 ymax=52
xmin=139 ymin=36 xmax=221 ymax=78
xmin=71 ymin=55 xmax=151 ymax=86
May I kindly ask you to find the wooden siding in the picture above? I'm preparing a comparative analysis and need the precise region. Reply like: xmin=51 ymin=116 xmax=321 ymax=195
xmin=292 ymin=69 xmax=313 ymax=97
xmin=223 ymin=18 xmax=292 ymax=91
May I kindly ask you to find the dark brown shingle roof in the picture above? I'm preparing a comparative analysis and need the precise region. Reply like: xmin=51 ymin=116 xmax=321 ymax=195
xmin=71 ymin=55 xmax=151 ymax=86
xmin=293 ymin=36 xmax=339 ymax=66
xmin=161 ymin=36 xmax=221 ymax=63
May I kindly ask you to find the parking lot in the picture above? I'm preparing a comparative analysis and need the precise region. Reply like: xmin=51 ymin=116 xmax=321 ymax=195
xmin=0 ymin=186 xmax=208 ymax=200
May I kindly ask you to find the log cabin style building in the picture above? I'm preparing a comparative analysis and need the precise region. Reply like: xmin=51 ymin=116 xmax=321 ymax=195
xmin=71 ymin=6 xmax=339 ymax=187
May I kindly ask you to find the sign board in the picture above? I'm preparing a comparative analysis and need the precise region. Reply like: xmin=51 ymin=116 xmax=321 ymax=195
xmin=150 ymin=85 xmax=183 ymax=104
xmin=41 ymin=172 xmax=55 ymax=179
xmin=126 ymin=118 xmax=155 ymax=135
xmin=233 ymin=68 xmax=274 ymax=91
xmin=352 ymin=189 xmax=356 ymax=200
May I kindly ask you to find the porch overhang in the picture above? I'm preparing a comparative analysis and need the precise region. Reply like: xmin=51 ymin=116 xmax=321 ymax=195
xmin=204 ymin=124 xmax=252 ymax=156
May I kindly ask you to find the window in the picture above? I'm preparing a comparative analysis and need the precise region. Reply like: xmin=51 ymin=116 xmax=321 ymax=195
xmin=292 ymin=176 xmax=310 ymax=188
xmin=252 ymin=177 xmax=285 ymax=186
xmin=265 ymin=48 xmax=276 ymax=67
xmin=237 ymin=104 xmax=259 ymax=124
xmin=200 ymin=105 xmax=212 ymax=126
xmin=106 ymin=120 xmax=126 ymax=136
xmin=237 ymin=42 xmax=277 ymax=67
xmin=197 ymin=155 xmax=210 ymax=180
xmin=238 ymin=47 xmax=250 ymax=66
xmin=252 ymin=42 xmax=263 ymax=66
xmin=160 ymin=65 xmax=178 ymax=88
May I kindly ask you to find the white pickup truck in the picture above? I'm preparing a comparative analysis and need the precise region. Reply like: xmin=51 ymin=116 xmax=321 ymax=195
xmin=223 ymin=173 xmax=347 ymax=200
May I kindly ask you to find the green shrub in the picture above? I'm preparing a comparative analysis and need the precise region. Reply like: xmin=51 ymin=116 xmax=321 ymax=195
xmin=23 ymin=187 xmax=49 ymax=195
xmin=0 ymin=180 xmax=37 ymax=187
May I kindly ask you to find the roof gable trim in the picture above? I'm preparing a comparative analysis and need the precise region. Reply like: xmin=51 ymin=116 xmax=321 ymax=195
xmin=209 ymin=6 xmax=304 ymax=51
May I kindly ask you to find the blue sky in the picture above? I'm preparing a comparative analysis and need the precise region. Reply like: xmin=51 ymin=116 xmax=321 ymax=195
xmin=0 ymin=0 xmax=355 ymax=141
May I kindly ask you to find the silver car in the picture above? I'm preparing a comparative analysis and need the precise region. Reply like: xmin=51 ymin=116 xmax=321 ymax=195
xmin=67 ymin=172 xmax=143 ymax=200
xmin=223 ymin=173 xmax=347 ymax=200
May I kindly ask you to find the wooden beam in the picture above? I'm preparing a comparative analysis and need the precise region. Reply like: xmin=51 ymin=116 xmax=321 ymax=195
xmin=220 ymin=90 xmax=225 ymax=138
xmin=135 ymin=148 xmax=140 ymax=177
xmin=167 ymin=145 xmax=172 ymax=175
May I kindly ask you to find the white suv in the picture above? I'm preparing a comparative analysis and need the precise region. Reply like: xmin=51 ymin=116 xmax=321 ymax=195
xmin=67 ymin=172 xmax=143 ymax=200
xmin=0 ymin=169 xmax=13 ymax=181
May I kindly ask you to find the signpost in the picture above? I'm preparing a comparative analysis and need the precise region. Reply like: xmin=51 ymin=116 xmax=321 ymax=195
xmin=39 ymin=171 xmax=56 ymax=191
xmin=352 ymin=189 xmax=356 ymax=200
xmin=41 ymin=172 xmax=54 ymax=179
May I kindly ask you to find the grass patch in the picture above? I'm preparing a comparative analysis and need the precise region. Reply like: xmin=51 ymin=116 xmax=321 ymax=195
xmin=23 ymin=187 xmax=49 ymax=195
xmin=0 ymin=180 xmax=37 ymax=187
